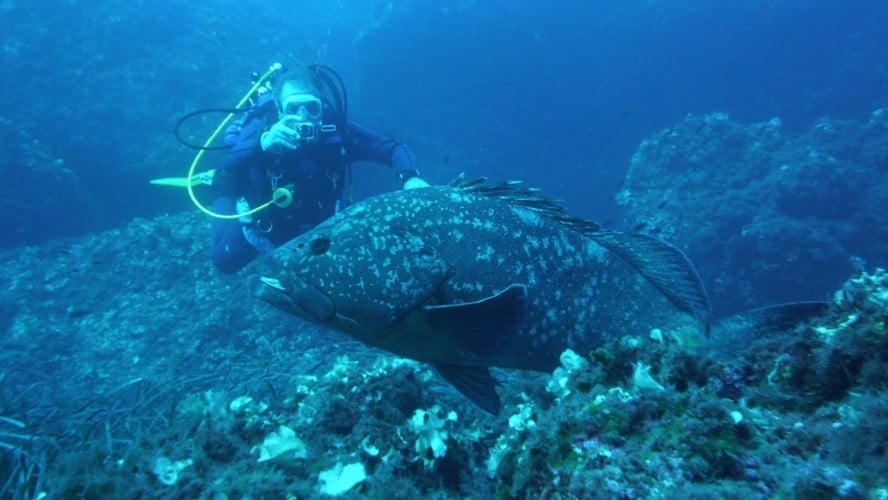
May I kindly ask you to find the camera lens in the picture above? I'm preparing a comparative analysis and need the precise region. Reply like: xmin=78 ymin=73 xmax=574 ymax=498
xmin=297 ymin=124 xmax=315 ymax=139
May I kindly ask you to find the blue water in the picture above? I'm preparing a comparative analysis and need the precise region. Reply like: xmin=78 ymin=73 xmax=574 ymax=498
xmin=2 ymin=2 xmax=888 ymax=495
xmin=0 ymin=0 xmax=884 ymax=248
xmin=349 ymin=0 xmax=888 ymax=217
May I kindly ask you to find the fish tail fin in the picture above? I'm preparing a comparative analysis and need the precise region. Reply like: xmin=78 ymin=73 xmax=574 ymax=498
xmin=707 ymin=301 xmax=830 ymax=354
xmin=590 ymin=231 xmax=712 ymax=322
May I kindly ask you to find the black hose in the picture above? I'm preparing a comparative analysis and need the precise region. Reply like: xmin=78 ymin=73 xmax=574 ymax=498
xmin=309 ymin=64 xmax=348 ymax=125
xmin=174 ymin=107 xmax=247 ymax=150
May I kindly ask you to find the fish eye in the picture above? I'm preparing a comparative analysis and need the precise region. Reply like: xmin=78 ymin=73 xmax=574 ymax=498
xmin=309 ymin=236 xmax=331 ymax=255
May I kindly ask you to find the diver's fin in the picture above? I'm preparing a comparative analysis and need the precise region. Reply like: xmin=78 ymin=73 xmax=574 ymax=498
xmin=423 ymin=284 xmax=528 ymax=361
xmin=150 ymin=169 xmax=215 ymax=187
xmin=590 ymin=231 xmax=712 ymax=322
xmin=435 ymin=364 xmax=501 ymax=415
xmin=707 ymin=301 xmax=830 ymax=355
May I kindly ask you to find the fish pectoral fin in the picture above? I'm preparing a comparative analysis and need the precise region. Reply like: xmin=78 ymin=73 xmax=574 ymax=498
xmin=423 ymin=284 xmax=528 ymax=361
xmin=435 ymin=364 xmax=501 ymax=415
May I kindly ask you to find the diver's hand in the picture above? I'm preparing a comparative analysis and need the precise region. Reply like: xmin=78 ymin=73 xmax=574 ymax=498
xmin=260 ymin=120 xmax=301 ymax=153
xmin=403 ymin=177 xmax=430 ymax=190
xmin=397 ymin=169 xmax=429 ymax=190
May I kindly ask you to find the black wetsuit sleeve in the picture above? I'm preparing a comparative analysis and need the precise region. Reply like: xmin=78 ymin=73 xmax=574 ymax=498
xmin=213 ymin=110 xmax=273 ymax=199
xmin=345 ymin=121 xmax=420 ymax=183
xmin=224 ymin=117 xmax=266 ymax=172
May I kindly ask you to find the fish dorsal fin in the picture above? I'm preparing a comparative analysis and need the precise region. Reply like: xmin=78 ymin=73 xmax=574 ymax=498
xmin=449 ymin=175 xmax=601 ymax=232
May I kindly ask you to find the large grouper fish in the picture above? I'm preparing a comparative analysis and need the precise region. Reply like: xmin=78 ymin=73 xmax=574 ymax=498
xmin=247 ymin=176 xmax=733 ymax=414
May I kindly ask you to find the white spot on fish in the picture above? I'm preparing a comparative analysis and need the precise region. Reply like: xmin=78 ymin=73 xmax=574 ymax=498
xmin=514 ymin=261 xmax=524 ymax=275
xmin=477 ymin=244 xmax=494 ymax=262
xmin=448 ymin=192 xmax=472 ymax=203
xmin=586 ymin=240 xmax=607 ymax=262
xmin=513 ymin=206 xmax=542 ymax=226
xmin=546 ymin=307 xmax=558 ymax=323
xmin=406 ymin=234 xmax=424 ymax=252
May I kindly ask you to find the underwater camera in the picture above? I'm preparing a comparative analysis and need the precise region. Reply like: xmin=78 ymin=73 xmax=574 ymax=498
xmin=284 ymin=117 xmax=318 ymax=141
xmin=296 ymin=122 xmax=317 ymax=141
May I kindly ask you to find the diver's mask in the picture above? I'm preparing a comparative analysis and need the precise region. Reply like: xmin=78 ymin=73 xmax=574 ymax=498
xmin=281 ymin=93 xmax=323 ymax=142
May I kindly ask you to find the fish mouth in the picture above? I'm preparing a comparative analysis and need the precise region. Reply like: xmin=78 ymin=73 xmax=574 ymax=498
xmin=248 ymin=274 xmax=335 ymax=322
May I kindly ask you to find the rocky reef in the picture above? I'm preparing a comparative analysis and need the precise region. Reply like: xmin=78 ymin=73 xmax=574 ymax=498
xmin=0 ymin=118 xmax=99 ymax=248
xmin=618 ymin=109 xmax=888 ymax=314
xmin=1 ymin=209 xmax=887 ymax=497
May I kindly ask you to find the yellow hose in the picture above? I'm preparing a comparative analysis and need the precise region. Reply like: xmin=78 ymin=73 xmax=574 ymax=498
xmin=186 ymin=63 xmax=283 ymax=219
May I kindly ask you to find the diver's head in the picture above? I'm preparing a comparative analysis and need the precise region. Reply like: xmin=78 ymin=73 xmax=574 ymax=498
xmin=274 ymin=67 xmax=324 ymax=142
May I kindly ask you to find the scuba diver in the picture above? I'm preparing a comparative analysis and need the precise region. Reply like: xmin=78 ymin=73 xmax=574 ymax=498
xmin=210 ymin=64 xmax=428 ymax=273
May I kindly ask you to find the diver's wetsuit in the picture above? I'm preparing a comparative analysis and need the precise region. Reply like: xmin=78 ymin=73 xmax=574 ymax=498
xmin=211 ymin=108 xmax=417 ymax=274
